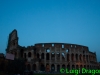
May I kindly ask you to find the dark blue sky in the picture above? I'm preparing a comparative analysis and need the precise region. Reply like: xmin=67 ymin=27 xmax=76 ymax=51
xmin=0 ymin=0 xmax=100 ymax=61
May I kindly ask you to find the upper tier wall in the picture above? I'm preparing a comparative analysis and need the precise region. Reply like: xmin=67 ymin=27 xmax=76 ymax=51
xmin=34 ymin=43 xmax=89 ymax=51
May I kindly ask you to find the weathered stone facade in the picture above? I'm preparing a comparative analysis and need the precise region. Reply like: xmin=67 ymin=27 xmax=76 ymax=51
xmin=6 ymin=29 xmax=98 ymax=72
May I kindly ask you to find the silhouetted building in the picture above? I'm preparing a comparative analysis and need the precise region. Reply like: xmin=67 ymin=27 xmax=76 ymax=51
xmin=6 ymin=29 xmax=98 ymax=72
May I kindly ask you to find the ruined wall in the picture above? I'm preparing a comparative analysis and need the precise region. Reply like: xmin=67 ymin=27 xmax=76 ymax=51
xmin=23 ymin=43 xmax=98 ymax=71
xmin=6 ymin=30 xmax=98 ymax=71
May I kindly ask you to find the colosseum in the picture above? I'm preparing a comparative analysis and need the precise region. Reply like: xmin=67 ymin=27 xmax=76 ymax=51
xmin=6 ymin=29 xmax=98 ymax=72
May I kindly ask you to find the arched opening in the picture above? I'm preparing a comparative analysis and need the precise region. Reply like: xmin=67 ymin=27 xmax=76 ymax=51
xmin=56 ymin=53 xmax=60 ymax=60
xmin=80 ymin=65 xmax=82 ymax=69
xmin=86 ymin=55 xmax=88 ymax=62
xmin=46 ymin=63 xmax=50 ymax=72
xmin=71 ymin=53 xmax=74 ymax=61
xmin=87 ymin=65 xmax=89 ymax=69
xmin=51 ymin=64 xmax=55 ymax=72
xmin=46 ymin=53 xmax=49 ymax=60
xmin=42 ymin=44 xmax=44 ymax=47
xmin=71 ymin=45 xmax=72 ymax=47
xmin=51 ymin=53 xmax=55 ymax=60
xmin=80 ymin=65 xmax=83 ymax=73
xmin=24 ymin=53 xmax=26 ymax=58
xmin=32 ymin=64 xmax=36 ymax=71
xmin=67 ymin=54 xmax=69 ymax=61
xmin=41 ymin=53 xmax=44 ymax=59
xmin=57 ymin=65 xmax=60 ymax=72
xmin=83 ymin=55 xmax=85 ymax=62
xmin=83 ymin=50 xmax=85 ymax=54
xmin=76 ymin=54 xmax=78 ymax=61
xmin=72 ymin=65 xmax=75 ymax=69
xmin=40 ymin=64 xmax=45 ymax=71
xmin=62 ymin=64 xmax=65 ymax=69
xmin=37 ymin=53 xmax=39 ymax=58
xmin=52 ymin=44 xmax=54 ymax=47
xmin=62 ymin=45 xmax=64 ymax=48
xmin=62 ymin=53 xmax=65 ymax=61
xmin=66 ymin=49 xmax=69 ymax=53
xmin=76 ymin=65 xmax=79 ymax=69
xmin=28 ymin=52 xmax=31 ymax=57
xmin=13 ymin=41 xmax=15 ymax=46
xmin=67 ymin=64 xmax=70 ymax=71
xmin=84 ymin=65 xmax=86 ymax=69
xmin=27 ymin=64 xmax=31 ymax=71
xmin=79 ymin=54 xmax=82 ymax=61
xmin=46 ymin=48 xmax=50 ymax=53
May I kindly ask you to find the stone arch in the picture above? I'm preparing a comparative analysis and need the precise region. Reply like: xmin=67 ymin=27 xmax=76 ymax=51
xmin=52 ymin=44 xmax=54 ymax=47
xmin=79 ymin=54 xmax=82 ymax=61
xmin=37 ymin=53 xmax=39 ymax=58
xmin=72 ymin=65 xmax=75 ymax=69
xmin=28 ymin=52 xmax=31 ymax=57
xmin=67 ymin=64 xmax=70 ymax=70
xmin=67 ymin=54 xmax=70 ymax=61
xmin=46 ymin=63 xmax=49 ymax=65
xmin=51 ymin=53 xmax=55 ymax=60
xmin=62 ymin=64 xmax=65 ymax=69
xmin=80 ymin=65 xmax=82 ymax=69
xmin=87 ymin=65 xmax=89 ymax=69
xmin=83 ymin=50 xmax=85 ymax=54
xmin=32 ymin=64 xmax=36 ymax=71
xmin=40 ymin=64 xmax=45 ymax=71
xmin=83 ymin=55 xmax=85 ymax=62
xmin=41 ymin=53 xmax=44 ymax=59
xmin=66 ymin=49 xmax=69 ymax=53
xmin=57 ymin=65 xmax=60 ymax=72
xmin=46 ymin=48 xmax=50 ymax=53
xmin=84 ymin=65 xmax=86 ymax=69
xmin=76 ymin=54 xmax=78 ymax=61
xmin=46 ymin=53 xmax=49 ymax=60
xmin=71 ymin=53 xmax=74 ymax=61
xmin=86 ymin=55 xmax=88 ymax=62
xmin=27 ymin=64 xmax=31 ymax=71
xmin=46 ymin=63 xmax=50 ymax=72
xmin=56 ymin=53 xmax=60 ymax=60
xmin=51 ymin=64 xmax=55 ymax=72
xmin=62 ymin=53 xmax=65 ymax=61
xmin=76 ymin=65 xmax=79 ymax=69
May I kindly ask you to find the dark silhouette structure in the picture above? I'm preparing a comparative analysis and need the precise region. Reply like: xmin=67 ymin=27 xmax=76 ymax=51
xmin=6 ymin=29 xmax=99 ymax=72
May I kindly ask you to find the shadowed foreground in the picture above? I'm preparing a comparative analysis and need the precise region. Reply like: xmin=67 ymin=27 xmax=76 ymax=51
xmin=34 ymin=74 xmax=100 ymax=75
